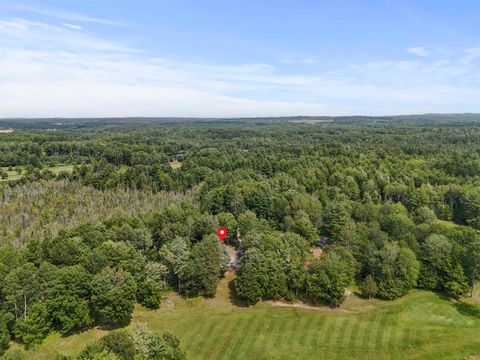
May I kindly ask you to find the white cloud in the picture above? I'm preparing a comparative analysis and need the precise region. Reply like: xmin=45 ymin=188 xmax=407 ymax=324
xmin=407 ymin=47 xmax=429 ymax=57
xmin=0 ymin=17 xmax=479 ymax=118
xmin=5 ymin=3 xmax=125 ymax=26
xmin=61 ymin=23 xmax=83 ymax=30
xmin=461 ymin=48 xmax=480 ymax=64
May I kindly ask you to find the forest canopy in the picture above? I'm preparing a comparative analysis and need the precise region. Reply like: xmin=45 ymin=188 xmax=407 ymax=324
xmin=0 ymin=119 xmax=480 ymax=356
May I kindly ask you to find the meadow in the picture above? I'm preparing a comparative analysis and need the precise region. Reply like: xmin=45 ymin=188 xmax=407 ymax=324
xmin=21 ymin=274 xmax=480 ymax=360
xmin=0 ymin=164 xmax=73 ymax=182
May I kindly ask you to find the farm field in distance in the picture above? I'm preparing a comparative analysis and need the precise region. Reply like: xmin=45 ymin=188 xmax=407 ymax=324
xmin=23 ymin=273 xmax=480 ymax=360
xmin=0 ymin=164 xmax=73 ymax=182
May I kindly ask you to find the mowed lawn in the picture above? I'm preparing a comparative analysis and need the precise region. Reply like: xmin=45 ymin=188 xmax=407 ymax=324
xmin=22 ymin=274 xmax=480 ymax=360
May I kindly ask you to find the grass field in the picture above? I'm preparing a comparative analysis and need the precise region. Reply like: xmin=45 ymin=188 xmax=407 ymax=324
xmin=19 ymin=273 xmax=480 ymax=360
xmin=170 ymin=160 xmax=182 ymax=169
xmin=436 ymin=219 xmax=460 ymax=228
xmin=0 ymin=165 xmax=73 ymax=182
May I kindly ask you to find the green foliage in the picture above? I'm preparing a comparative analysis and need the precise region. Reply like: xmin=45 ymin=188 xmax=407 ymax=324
xmin=13 ymin=302 xmax=51 ymax=348
xmin=130 ymin=324 xmax=185 ymax=360
xmin=323 ymin=203 xmax=349 ymax=240
xmin=374 ymin=242 xmax=419 ymax=300
xmin=46 ymin=294 xmax=92 ymax=334
xmin=180 ymin=236 xmax=229 ymax=297
xmin=419 ymin=234 xmax=469 ymax=298
xmin=235 ymin=232 xmax=307 ymax=304
xmin=359 ymin=275 xmax=378 ymax=299
xmin=1 ymin=350 xmax=26 ymax=360
xmin=76 ymin=342 xmax=120 ymax=360
xmin=100 ymin=330 xmax=136 ymax=360
xmin=3 ymin=121 xmax=480 ymax=355
xmin=307 ymin=248 xmax=356 ymax=306
xmin=136 ymin=262 xmax=167 ymax=309
xmin=0 ymin=319 xmax=10 ymax=355
xmin=91 ymin=267 xmax=137 ymax=327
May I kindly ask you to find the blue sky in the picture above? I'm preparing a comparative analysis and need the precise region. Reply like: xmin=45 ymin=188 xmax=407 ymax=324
xmin=1 ymin=0 xmax=480 ymax=117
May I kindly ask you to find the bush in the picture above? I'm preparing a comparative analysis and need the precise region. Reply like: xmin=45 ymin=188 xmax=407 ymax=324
xmin=100 ymin=330 xmax=136 ymax=360
xmin=359 ymin=275 xmax=378 ymax=299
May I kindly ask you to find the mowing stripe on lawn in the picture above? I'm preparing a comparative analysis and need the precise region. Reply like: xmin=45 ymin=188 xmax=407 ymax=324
xmin=240 ymin=312 xmax=268 ymax=359
xmin=345 ymin=314 xmax=362 ymax=349
xmin=218 ymin=314 xmax=249 ymax=360
xmin=340 ymin=316 xmax=357 ymax=349
xmin=279 ymin=311 xmax=300 ymax=351
xmin=188 ymin=316 xmax=219 ymax=355
xmin=299 ymin=312 xmax=316 ymax=348
xmin=272 ymin=314 xmax=289 ymax=349
xmin=323 ymin=314 xmax=344 ymax=349
xmin=314 ymin=315 xmax=334 ymax=350
xmin=368 ymin=312 xmax=385 ymax=349
xmin=263 ymin=313 xmax=284 ymax=354
xmin=179 ymin=314 xmax=208 ymax=350
xmin=379 ymin=314 xmax=394 ymax=349
xmin=200 ymin=313 xmax=234 ymax=359
xmin=234 ymin=310 xmax=265 ymax=360
xmin=224 ymin=314 xmax=257 ymax=360
xmin=290 ymin=311 xmax=307 ymax=350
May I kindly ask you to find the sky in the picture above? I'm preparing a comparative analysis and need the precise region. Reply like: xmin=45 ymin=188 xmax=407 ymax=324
xmin=1 ymin=0 xmax=480 ymax=118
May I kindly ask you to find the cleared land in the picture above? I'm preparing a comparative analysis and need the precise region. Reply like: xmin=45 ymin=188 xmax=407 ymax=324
xmin=0 ymin=165 xmax=73 ymax=182
xmin=170 ymin=160 xmax=182 ymax=169
xmin=21 ymin=274 xmax=480 ymax=360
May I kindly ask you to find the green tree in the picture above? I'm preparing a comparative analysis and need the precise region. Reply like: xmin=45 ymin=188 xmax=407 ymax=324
xmin=159 ymin=237 xmax=190 ymax=293
xmin=91 ymin=267 xmax=137 ymax=327
xmin=100 ymin=330 xmax=136 ymax=360
xmin=307 ymin=249 xmax=355 ymax=306
xmin=46 ymin=294 xmax=92 ymax=334
xmin=323 ymin=203 xmax=349 ymax=240
xmin=13 ymin=302 xmax=51 ymax=348
xmin=181 ymin=235 xmax=229 ymax=297
xmin=374 ymin=242 xmax=419 ymax=300
xmin=234 ymin=248 xmax=268 ymax=304
xmin=0 ymin=317 xmax=10 ymax=355
xmin=420 ymin=234 xmax=468 ymax=298
xmin=359 ymin=275 xmax=378 ymax=299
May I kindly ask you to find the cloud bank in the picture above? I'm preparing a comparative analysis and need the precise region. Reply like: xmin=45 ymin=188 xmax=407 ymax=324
xmin=0 ymin=16 xmax=479 ymax=117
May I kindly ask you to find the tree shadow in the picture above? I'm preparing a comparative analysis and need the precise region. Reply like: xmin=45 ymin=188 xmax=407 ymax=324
xmin=432 ymin=291 xmax=480 ymax=320
xmin=227 ymin=279 xmax=250 ymax=308
xmin=290 ymin=291 xmax=340 ymax=309
xmin=453 ymin=301 xmax=480 ymax=319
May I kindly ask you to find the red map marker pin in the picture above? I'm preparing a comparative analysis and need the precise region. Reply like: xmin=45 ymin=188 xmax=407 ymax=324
xmin=217 ymin=227 xmax=227 ymax=241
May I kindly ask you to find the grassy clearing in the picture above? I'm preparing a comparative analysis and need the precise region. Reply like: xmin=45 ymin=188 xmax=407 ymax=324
xmin=0 ymin=168 xmax=24 ymax=182
xmin=22 ymin=274 xmax=480 ymax=360
xmin=0 ymin=165 xmax=73 ymax=182
xmin=170 ymin=160 xmax=182 ymax=169
xmin=436 ymin=219 xmax=459 ymax=228
xmin=46 ymin=164 xmax=74 ymax=175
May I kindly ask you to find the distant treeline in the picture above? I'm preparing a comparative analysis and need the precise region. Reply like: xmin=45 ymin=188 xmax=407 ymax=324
xmin=2 ymin=113 xmax=480 ymax=129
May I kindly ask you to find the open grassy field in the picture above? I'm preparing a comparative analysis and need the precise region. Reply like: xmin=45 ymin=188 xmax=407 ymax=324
xmin=170 ymin=159 xmax=182 ymax=169
xmin=19 ymin=274 xmax=480 ymax=360
xmin=0 ymin=165 xmax=73 ymax=182
xmin=46 ymin=164 xmax=74 ymax=175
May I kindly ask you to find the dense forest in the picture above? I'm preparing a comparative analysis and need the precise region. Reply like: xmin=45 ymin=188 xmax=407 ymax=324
xmin=1 ymin=119 xmax=480 ymax=358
